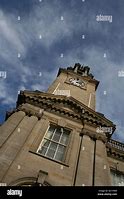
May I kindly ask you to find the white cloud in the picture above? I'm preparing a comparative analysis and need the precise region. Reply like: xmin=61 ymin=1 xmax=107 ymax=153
xmin=0 ymin=10 xmax=27 ymax=67
xmin=0 ymin=10 xmax=25 ymax=53
xmin=3 ymin=96 xmax=15 ymax=105
xmin=31 ymin=84 xmax=45 ymax=91
xmin=18 ymin=86 xmax=26 ymax=91
xmin=0 ymin=80 xmax=15 ymax=105
xmin=28 ymin=2 xmax=92 ymax=48
xmin=112 ymin=121 xmax=124 ymax=142
xmin=0 ymin=81 xmax=7 ymax=99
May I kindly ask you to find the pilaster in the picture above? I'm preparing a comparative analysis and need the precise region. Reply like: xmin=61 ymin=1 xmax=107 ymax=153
xmin=94 ymin=139 xmax=111 ymax=185
xmin=0 ymin=115 xmax=38 ymax=181
xmin=75 ymin=135 xmax=94 ymax=186
xmin=0 ymin=111 xmax=25 ymax=147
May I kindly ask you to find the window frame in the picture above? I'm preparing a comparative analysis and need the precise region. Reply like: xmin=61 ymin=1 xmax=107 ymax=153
xmin=37 ymin=123 xmax=71 ymax=163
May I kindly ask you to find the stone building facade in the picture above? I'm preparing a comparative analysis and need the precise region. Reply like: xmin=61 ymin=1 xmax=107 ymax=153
xmin=0 ymin=63 xmax=124 ymax=186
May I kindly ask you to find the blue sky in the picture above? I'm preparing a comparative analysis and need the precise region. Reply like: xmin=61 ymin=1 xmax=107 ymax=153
xmin=0 ymin=0 xmax=124 ymax=142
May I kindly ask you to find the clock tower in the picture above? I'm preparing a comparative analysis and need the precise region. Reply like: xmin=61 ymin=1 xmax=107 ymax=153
xmin=47 ymin=63 xmax=99 ymax=110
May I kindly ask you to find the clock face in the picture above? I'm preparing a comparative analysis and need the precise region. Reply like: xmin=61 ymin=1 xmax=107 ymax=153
xmin=69 ymin=78 xmax=86 ymax=88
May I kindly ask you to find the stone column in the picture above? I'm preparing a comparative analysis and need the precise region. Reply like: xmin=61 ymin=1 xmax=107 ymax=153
xmin=75 ymin=135 xmax=94 ymax=186
xmin=94 ymin=139 xmax=111 ymax=186
xmin=0 ymin=111 xmax=25 ymax=147
xmin=0 ymin=115 xmax=38 ymax=181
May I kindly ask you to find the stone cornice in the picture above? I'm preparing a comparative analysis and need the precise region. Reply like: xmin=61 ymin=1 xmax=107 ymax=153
xmin=16 ymin=91 xmax=115 ymax=131
xmin=106 ymin=139 xmax=124 ymax=161
xmin=17 ymin=91 xmax=115 ymax=127
xmin=24 ymin=90 xmax=114 ymax=125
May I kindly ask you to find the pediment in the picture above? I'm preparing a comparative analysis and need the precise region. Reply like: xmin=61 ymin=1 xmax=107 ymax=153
xmin=16 ymin=90 xmax=116 ymax=134
xmin=17 ymin=90 xmax=83 ymax=117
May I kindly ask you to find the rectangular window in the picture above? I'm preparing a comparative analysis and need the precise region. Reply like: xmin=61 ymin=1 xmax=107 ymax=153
xmin=37 ymin=124 xmax=70 ymax=162
xmin=110 ymin=170 xmax=124 ymax=186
